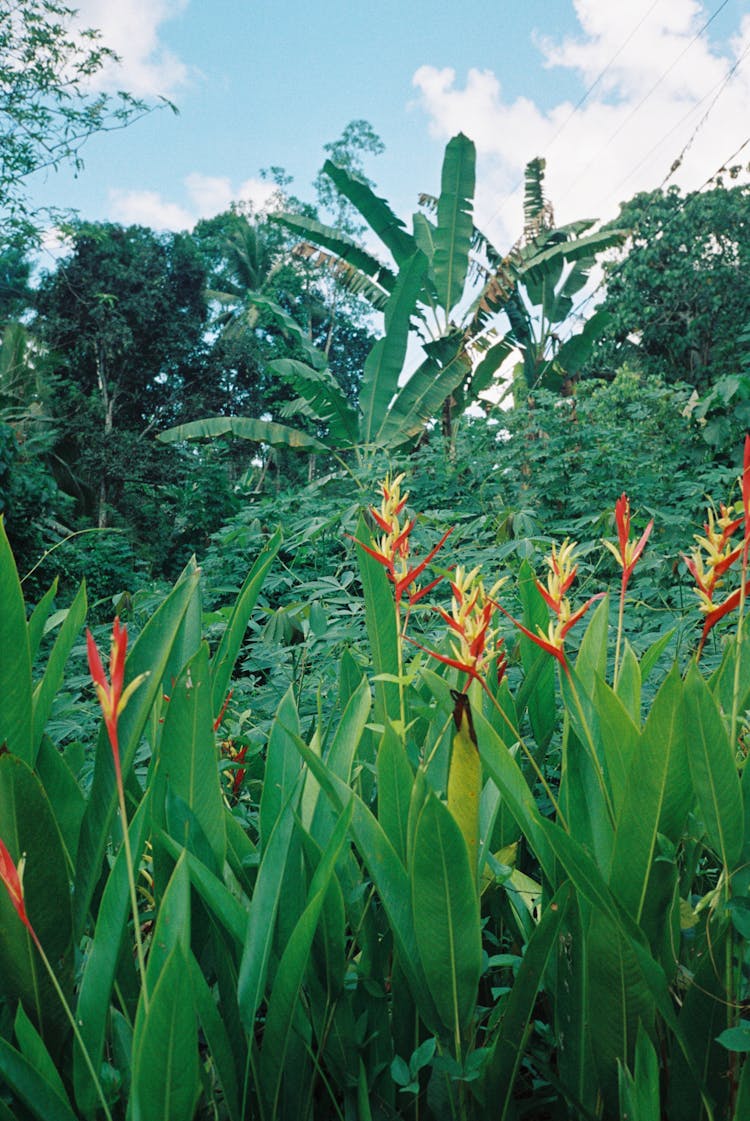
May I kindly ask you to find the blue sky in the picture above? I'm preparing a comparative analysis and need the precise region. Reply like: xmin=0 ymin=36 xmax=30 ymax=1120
xmin=30 ymin=0 xmax=750 ymax=259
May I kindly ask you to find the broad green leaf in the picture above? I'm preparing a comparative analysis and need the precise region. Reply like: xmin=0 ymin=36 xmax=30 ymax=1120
xmin=27 ymin=578 xmax=58 ymax=664
xmin=359 ymin=249 xmax=427 ymax=444
xmin=668 ymin=922 xmax=732 ymax=1120
xmin=616 ymin=640 xmax=641 ymax=723
xmin=0 ymin=516 xmax=32 ymax=762
xmin=237 ymin=783 xmax=300 ymax=1027
xmin=411 ymin=790 xmax=482 ymax=1035
xmin=187 ymin=954 xmax=241 ymax=1121
xmin=0 ymin=1038 xmax=78 ymax=1121
xmin=378 ymin=336 xmax=471 ymax=445
xmin=155 ymin=643 xmax=226 ymax=871
xmin=0 ymin=755 xmax=72 ymax=1049
xmin=259 ymin=801 xmax=353 ymax=1118
xmin=210 ymin=527 xmax=281 ymax=717
xmin=473 ymin=709 xmax=556 ymax=883
xmin=575 ymin=595 xmax=609 ymax=688
xmin=158 ymin=830 xmax=247 ymax=946
xmin=131 ymin=944 xmax=199 ymax=1121
xmin=433 ymin=133 xmax=475 ymax=316
xmin=591 ymin=675 xmax=640 ymax=811
xmin=608 ymin=666 xmax=687 ymax=922
xmin=157 ymin=414 xmax=326 ymax=450
xmin=74 ymin=567 xmax=201 ymax=934
xmin=483 ymin=884 xmax=571 ymax=1115
xmin=74 ymin=797 xmax=151 ymax=1116
xmin=446 ymin=692 xmax=481 ymax=878
xmin=587 ymin=908 xmax=655 ymax=1110
xmin=685 ymin=661 xmax=744 ymax=869
xmin=14 ymin=1004 xmax=69 ymax=1106
xmin=293 ymin=738 xmax=442 ymax=1032
xmin=272 ymin=210 xmax=396 ymax=296
xmin=640 ymin=628 xmax=676 ymax=681
xmin=259 ymin=685 xmax=302 ymax=848
xmin=271 ymin=359 xmax=359 ymax=445
xmin=376 ymin=723 xmax=414 ymax=863
xmin=35 ymin=735 xmax=85 ymax=872
xmin=322 ymin=159 xmax=416 ymax=264
xmin=31 ymin=578 xmax=87 ymax=757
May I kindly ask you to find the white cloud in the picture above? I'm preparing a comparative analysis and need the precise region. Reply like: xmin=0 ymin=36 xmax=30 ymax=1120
xmin=107 ymin=174 xmax=280 ymax=230
xmin=108 ymin=189 xmax=194 ymax=230
xmin=412 ymin=0 xmax=750 ymax=248
xmin=73 ymin=0 xmax=191 ymax=98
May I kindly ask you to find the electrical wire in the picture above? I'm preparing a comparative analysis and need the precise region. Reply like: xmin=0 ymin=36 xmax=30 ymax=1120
xmin=482 ymin=0 xmax=663 ymax=238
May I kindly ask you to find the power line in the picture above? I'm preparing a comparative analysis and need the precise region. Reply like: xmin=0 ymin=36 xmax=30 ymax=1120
xmin=555 ymin=0 xmax=733 ymax=209
xmin=482 ymin=0 xmax=664 ymax=238
xmin=565 ymin=133 xmax=750 ymax=327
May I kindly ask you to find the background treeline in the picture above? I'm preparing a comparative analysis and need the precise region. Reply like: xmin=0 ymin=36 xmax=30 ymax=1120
xmin=0 ymin=117 xmax=748 ymax=622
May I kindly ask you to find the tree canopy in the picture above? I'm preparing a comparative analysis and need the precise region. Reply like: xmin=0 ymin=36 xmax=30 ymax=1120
xmin=0 ymin=0 xmax=158 ymax=243
xmin=586 ymin=182 xmax=750 ymax=392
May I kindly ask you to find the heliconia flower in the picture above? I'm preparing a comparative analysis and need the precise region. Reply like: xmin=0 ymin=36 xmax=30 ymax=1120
xmin=0 ymin=838 xmax=34 ymax=937
xmin=498 ymin=540 xmax=603 ymax=667
xmin=351 ymin=473 xmax=453 ymax=604
xmin=602 ymin=494 xmax=654 ymax=594
xmin=86 ymin=618 xmax=148 ymax=785
xmin=426 ymin=565 xmax=507 ymax=683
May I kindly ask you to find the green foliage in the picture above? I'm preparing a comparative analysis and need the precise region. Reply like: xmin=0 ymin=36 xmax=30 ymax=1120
xmin=586 ymin=182 xmax=750 ymax=398
xmin=0 ymin=0 xmax=159 ymax=244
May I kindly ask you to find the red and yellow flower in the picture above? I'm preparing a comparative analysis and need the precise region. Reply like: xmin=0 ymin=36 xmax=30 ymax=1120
xmin=353 ymin=472 xmax=452 ymax=605
xmin=86 ymin=618 xmax=148 ymax=784
xmin=603 ymin=494 xmax=653 ymax=595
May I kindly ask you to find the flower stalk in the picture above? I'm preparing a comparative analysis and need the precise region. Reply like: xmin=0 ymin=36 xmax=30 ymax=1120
xmin=0 ymin=839 xmax=114 ymax=1121
xmin=86 ymin=618 xmax=150 ymax=1013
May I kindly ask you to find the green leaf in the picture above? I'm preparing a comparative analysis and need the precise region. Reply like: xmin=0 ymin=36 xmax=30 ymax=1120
xmin=322 ymin=160 xmax=416 ymax=265
xmin=0 ymin=755 xmax=72 ymax=1049
xmin=359 ymin=250 xmax=427 ymax=444
xmin=14 ymin=1004 xmax=69 ymax=1107
xmin=716 ymin=1022 xmax=750 ymax=1053
xmin=517 ymin=560 xmax=556 ymax=749
xmin=608 ymin=666 xmax=688 ymax=923
xmin=31 ymin=579 xmax=87 ymax=757
xmin=433 ymin=133 xmax=475 ymax=316
xmin=293 ymin=738 xmax=442 ymax=1032
xmin=74 ymin=797 xmax=151 ymax=1116
xmin=237 ymin=783 xmax=300 ymax=1027
xmin=155 ymin=643 xmax=226 ymax=871
xmin=74 ymin=567 xmax=201 ymax=934
xmin=258 ymin=801 xmax=353 ymax=1117
xmin=157 ymin=414 xmax=327 ymax=450
xmin=376 ymin=723 xmax=414 ymax=863
xmin=354 ymin=513 xmax=400 ymax=728
xmin=473 ymin=708 xmax=556 ymax=883
xmin=0 ymin=516 xmax=32 ymax=762
xmin=0 ymin=1037 xmax=79 ymax=1121
xmin=35 ymin=735 xmax=85 ymax=872
xmin=259 ymin=685 xmax=302 ymax=849
xmin=271 ymin=359 xmax=359 ymax=445
xmin=210 ymin=528 xmax=281 ymax=717
xmin=187 ymin=954 xmax=241 ymax=1121
xmin=131 ymin=945 xmax=199 ymax=1121
xmin=27 ymin=578 xmax=58 ymax=664
xmin=411 ymin=790 xmax=482 ymax=1035
xmin=379 ymin=337 xmax=471 ymax=446
xmin=482 ymin=884 xmax=571 ymax=1115
xmin=684 ymin=661 xmax=744 ymax=869
xmin=272 ymin=211 xmax=396 ymax=296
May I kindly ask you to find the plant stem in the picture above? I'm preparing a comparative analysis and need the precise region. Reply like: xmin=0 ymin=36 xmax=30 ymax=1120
xmin=613 ymin=579 xmax=626 ymax=689
xmin=30 ymin=930 xmax=114 ymax=1121
xmin=116 ymin=780 xmax=150 ymax=1015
